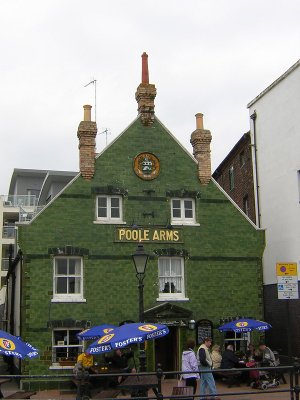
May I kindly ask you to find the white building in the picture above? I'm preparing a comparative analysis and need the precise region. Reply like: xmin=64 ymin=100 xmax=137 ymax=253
xmin=0 ymin=169 xmax=77 ymax=326
xmin=247 ymin=59 xmax=300 ymax=355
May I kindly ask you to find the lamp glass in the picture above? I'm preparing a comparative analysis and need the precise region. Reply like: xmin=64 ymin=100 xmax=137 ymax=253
xmin=132 ymin=244 xmax=149 ymax=275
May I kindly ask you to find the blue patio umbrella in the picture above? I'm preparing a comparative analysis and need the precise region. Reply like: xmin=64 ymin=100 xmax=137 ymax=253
xmin=77 ymin=324 xmax=117 ymax=341
xmin=87 ymin=322 xmax=169 ymax=354
xmin=0 ymin=330 xmax=38 ymax=359
xmin=218 ymin=318 xmax=272 ymax=333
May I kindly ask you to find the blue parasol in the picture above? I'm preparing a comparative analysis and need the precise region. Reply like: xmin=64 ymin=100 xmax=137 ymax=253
xmin=218 ymin=318 xmax=272 ymax=333
xmin=0 ymin=330 xmax=38 ymax=359
xmin=77 ymin=324 xmax=117 ymax=341
xmin=87 ymin=322 xmax=169 ymax=354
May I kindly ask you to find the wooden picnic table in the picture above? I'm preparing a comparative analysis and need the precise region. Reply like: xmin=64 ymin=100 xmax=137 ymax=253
xmin=117 ymin=375 xmax=159 ymax=398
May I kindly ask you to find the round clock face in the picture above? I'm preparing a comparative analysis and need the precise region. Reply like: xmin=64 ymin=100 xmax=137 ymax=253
xmin=133 ymin=152 xmax=160 ymax=180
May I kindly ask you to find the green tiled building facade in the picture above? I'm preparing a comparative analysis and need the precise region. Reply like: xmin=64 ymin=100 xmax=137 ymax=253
xmin=15 ymin=55 xmax=264 ymax=379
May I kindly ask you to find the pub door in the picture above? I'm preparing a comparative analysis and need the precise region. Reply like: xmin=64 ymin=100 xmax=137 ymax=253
xmin=154 ymin=326 xmax=179 ymax=377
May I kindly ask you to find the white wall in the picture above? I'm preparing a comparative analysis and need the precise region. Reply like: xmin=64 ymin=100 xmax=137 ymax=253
xmin=249 ymin=65 xmax=300 ymax=285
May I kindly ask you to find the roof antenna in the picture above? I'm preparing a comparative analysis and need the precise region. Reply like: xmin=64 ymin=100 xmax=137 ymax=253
xmin=84 ymin=78 xmax=97 ymax=122
xmin=99 ymin=128 xmax=111 ymax=146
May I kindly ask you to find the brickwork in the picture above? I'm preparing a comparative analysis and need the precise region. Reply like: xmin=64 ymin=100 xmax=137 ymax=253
xmin=213 ymin=132 xmax=256 ymax=223
xmin=190 ymin=113 xmax=212 ymax=185
xmin=135 ymin=53 xmax=156 ymax=125
xmin=77 ymin=105 xmax=97 ymax=180
xmin=18 ymin=116 xmax=264 ymax=375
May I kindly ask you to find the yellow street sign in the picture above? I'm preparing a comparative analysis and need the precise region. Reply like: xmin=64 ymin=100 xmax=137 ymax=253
xmin=276 ymin=263 xmax=298 ymax=276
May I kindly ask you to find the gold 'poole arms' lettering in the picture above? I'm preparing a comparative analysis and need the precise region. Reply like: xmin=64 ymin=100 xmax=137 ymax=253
xmin=117 ymin=228 xmax=181 ymax=242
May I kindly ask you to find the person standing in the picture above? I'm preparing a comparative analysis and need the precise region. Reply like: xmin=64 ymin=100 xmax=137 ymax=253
xmin=181 ymin=338 xmax=199 ymax=394
xmin=197 ymin=338 xmax=220 ymax=400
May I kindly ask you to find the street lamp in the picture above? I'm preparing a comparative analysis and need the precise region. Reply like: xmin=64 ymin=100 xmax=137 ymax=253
xmin=132 ymin=243 xmax=149 ymax=372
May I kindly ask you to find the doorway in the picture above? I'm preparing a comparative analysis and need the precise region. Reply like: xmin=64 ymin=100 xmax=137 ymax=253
xmin=154 ymin=326 xmax=178 ymax=377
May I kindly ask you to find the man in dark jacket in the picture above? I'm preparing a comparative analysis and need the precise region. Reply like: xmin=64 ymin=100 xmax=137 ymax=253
xmin=221 ymin=344 xmax=241 ymax=369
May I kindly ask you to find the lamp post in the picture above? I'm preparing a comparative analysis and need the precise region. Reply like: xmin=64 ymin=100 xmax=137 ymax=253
xmin=132 ymin=243 xmax=149 ymax=372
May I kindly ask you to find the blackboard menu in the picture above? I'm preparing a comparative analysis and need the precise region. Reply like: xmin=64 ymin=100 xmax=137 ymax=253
xmin=196 ymin=319 xmax=213 ymax=345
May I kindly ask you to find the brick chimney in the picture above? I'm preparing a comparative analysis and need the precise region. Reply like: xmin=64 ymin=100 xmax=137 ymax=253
xmin=190 ymin=113 xmax=212 ymax=185
xmin=135 ymin=52 xmax=157 ymax=126
xmin=77 ymin=105 xmax=97 ymax=180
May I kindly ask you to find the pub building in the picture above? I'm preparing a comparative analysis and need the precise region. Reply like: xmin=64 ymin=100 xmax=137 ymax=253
xmin=7 ymin=53 xmax=264 ymax=380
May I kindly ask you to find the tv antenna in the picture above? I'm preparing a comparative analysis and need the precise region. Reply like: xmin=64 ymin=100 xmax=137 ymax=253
xmin=99 ymin=128 xmax=111 ymax=146
xmin=84 ymin=78 xmax=97 ymax=122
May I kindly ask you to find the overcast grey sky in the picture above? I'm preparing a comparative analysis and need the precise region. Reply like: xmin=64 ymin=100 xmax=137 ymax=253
xmin=1 ymin=0 xmax=299 ymax=194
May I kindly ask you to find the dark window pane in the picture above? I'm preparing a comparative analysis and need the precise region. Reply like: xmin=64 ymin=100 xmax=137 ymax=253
xmin=54 ymin=330 xmax=67 ymax=344
xmin=98 ymin=207 xmax=107 ymax=218
xmin=173 ymin=209 xmax=181 ymax=218
xmin=69 ymin=331 xmax=81 ymax=345
xmin=172 ymin=199 xmax=180 ymax=208
xmin=111 ymin=197 xmax=119 ymax=207
xmin=69 ymin=259 xmax=76 ymax=274
xmin=185 ymin=210 xmax=193 ymax=218
xmin=56 ymin=259 xmax=67 ymax=274
xmin=111 ymin=207 xmax=120 ymax=218
xmin=98 ymin=197 xmax=107 ymax=207
xmin=56 ymin=277 xmax=67 ymax=293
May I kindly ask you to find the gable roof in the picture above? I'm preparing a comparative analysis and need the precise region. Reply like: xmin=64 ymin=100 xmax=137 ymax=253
xmin=247 ymin=59 xmax=300 ymax=107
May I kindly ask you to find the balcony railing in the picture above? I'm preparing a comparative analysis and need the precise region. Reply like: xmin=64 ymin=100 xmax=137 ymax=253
xmin=2 ymin=225 xmax=16 ymax=239
xmin=2 ymin=195 xmax=38 ymax=207
xmin=1 ymin=258 xmax=9 ymax=271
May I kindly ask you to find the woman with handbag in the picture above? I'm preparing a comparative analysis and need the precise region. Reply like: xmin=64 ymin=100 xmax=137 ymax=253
xmin=181 ymin=338 xmax=199 ymax=394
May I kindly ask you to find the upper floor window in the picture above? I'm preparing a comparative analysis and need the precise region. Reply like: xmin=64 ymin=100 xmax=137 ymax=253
xmin=229 ymin=166 xmax=235 ymax=190
xmin=158 ymin=257 xmax=185 ymax=300
xmin=298 ymin=170 xmax=300 ymax=202
xmin=171 ymin=198 xmax=196 ymax=224
xmin=96 ymin=195 xmax=123 ymax=223
xmin=239 ymin=151 xmax=245 ymax=167
xmin=243 ymin=194 xmax=250 ymax=217
xmin=53 ymin=257 xmax=83 ymax=301
xmin=52 ymin=328 xmax=82 ymax=367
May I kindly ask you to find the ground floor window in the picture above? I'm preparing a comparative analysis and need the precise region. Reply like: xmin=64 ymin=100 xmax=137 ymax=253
xmin=52 ymin=328 xmax=82 ymax=364
xmin=224 ymin=331 xmax=250 ymax=354
xmin=158 ymin=257 xmax=185 ymax=300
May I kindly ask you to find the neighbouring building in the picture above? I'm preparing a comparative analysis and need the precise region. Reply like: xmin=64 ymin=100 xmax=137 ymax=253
xmin=212 ymin=132 xmax=256 ymax=224
xmin=0 ymin=169 xmax=77 ymax=321
xmin=7 ymin=53 xmax=265 ymax=382
xmin=247 ymin=59 xmax=300 ymax=356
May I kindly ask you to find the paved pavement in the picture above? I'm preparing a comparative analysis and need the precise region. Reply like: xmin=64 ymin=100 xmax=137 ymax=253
xmin=0 ymin=364 xmax=294 ymax=400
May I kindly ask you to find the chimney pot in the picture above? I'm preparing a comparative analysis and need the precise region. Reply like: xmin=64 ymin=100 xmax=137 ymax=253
xmin=141 ymin=52 xmax=149 ymax=84
xmin=195 ymin=113 xmax=204 ymax=129
xmin=83 ymin=105 xmax=92 ymax=121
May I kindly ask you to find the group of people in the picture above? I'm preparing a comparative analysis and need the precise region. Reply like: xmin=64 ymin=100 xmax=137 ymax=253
xmin=74 ymin=348 xmax=135 ymax=382
xmin=181 ymin=337 xmax=276 ymax=400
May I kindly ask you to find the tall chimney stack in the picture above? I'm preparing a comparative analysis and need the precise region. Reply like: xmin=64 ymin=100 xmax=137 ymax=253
xmin=135 ymin=52 xmax=157 ymax=126
xmin=77 ymin=105 xmax=97 ymax=180
xmin=190 ymin=113 xmax=212 ymax=185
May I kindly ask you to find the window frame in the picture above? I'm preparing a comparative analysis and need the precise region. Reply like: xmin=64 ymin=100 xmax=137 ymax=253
xmin=229 ymin=165 xmax=235 ymax=190
xmin=52 ymin=257 xmax=84 ymax=302
xmin=243 ymin=194 xmax=250 ymax=217
xmin=170 ymin=198 xmax=196 ymax=225
xmin=157 ymin=257 xmax=187 ymax=301
xmin=51 ymin=328 xmax=83 ymax=368
xmin=96 ymin=195 xmax=123 ymax=223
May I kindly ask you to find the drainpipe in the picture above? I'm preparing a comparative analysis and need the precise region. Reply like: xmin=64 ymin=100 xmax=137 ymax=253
xmin=8 ymin=245 xmax=16 ymax=335
xmin=250 ymin=110 xmax=261 ymax=228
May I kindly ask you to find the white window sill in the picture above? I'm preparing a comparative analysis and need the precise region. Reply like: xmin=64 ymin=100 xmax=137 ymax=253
xmin=51 ymin=298 xmax=86 ymax=303
xmin=93 ymin=221 xmax=126 ymax=225
xmin=156 ymin=297 xmax=189 ymax=302
xmin=49 ymin=365 xmax=74 ymax=370
xmin=171 ymin=221 xmax=200 ymax=227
